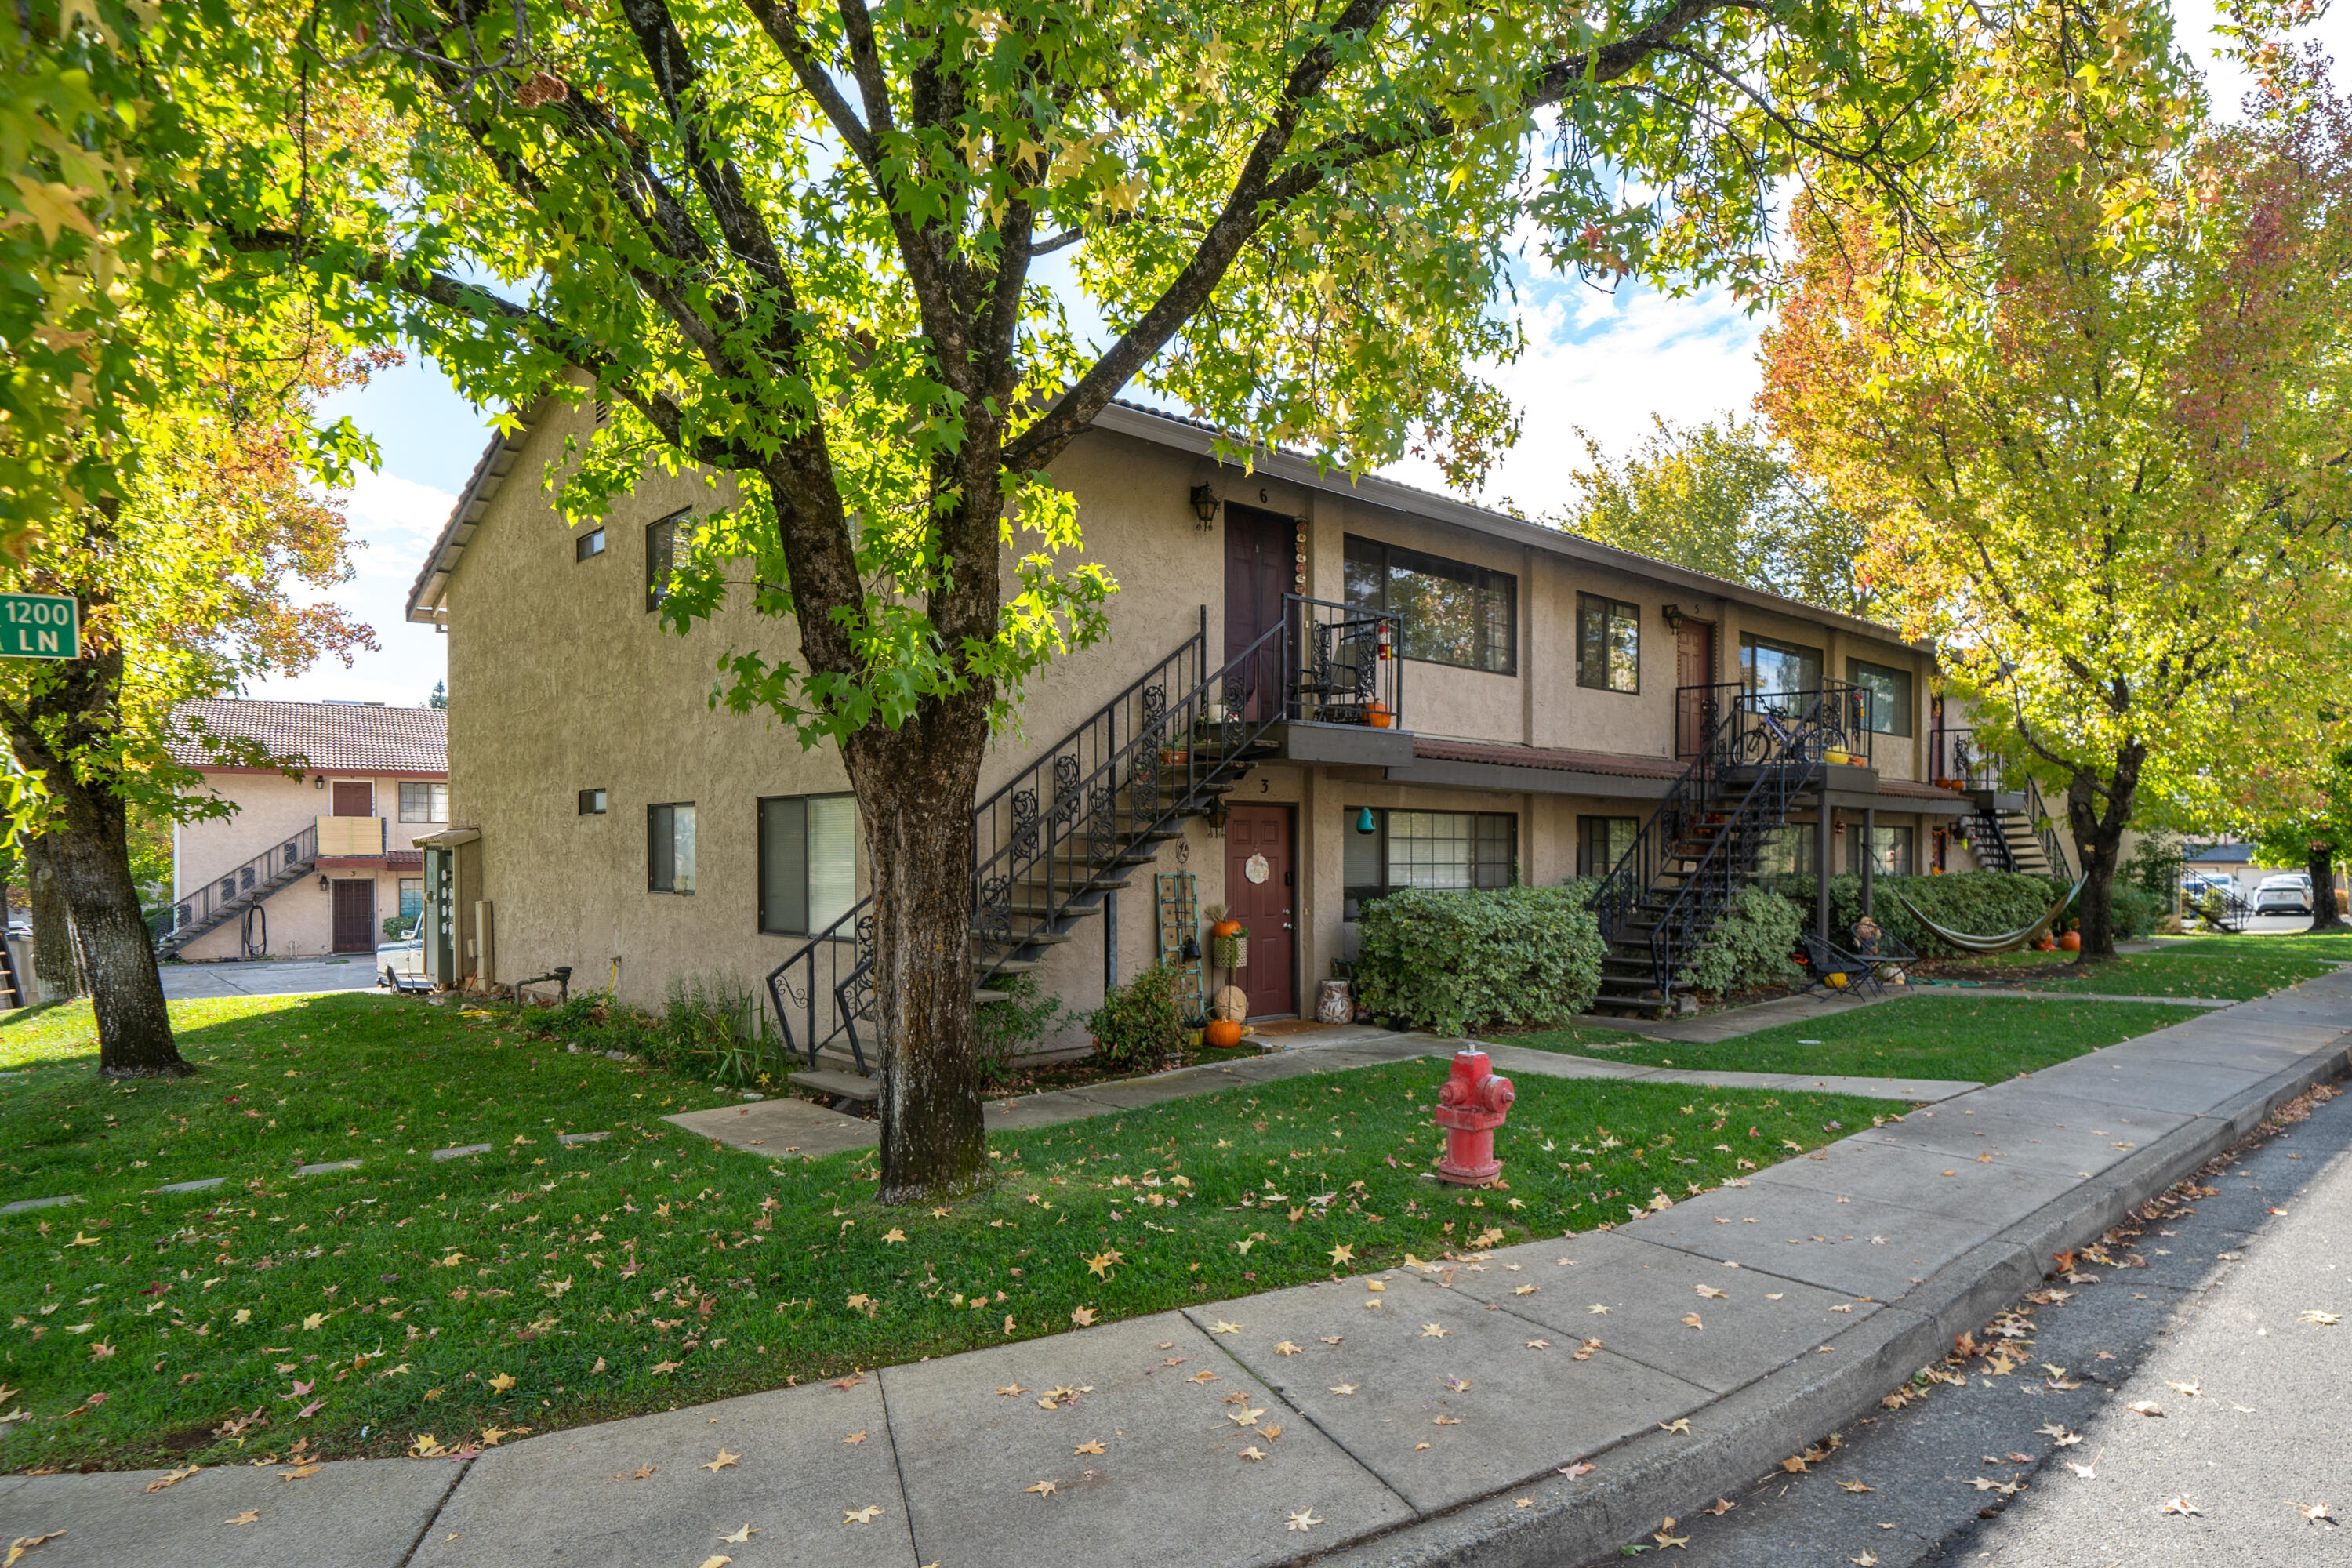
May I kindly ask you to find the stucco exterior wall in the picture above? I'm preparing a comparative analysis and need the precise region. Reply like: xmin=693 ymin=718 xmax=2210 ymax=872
xmin=172 ymin=768 xmax=441 ymax=962
xmin=437 ymin=405 xmax=1951 ymax=1028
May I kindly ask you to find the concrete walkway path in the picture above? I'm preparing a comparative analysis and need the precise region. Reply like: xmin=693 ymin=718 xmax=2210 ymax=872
xmin=669 ymin=1024 xmax=1980 ymax=1161
xmin=6 ymin=975 xmax=2347 ymax=1568
xmin=157 ymin=957 xmax=388 ymax=1000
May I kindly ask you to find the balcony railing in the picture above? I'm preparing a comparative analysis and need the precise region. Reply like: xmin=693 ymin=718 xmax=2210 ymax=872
xmin=170 ymin=821 xmax=319 ymax=936
xmin=1674 ymin=681 xmax=1875 ymax=771
xmin=316 ymin=814 xmax=387 ymax=857
xmin=1929 ymin=724 xmax=2005 ymax=792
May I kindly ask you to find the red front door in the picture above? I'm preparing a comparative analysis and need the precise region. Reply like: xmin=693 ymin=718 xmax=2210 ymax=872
xmin=332 ymin=781 xmax=373 ymax=817
xmin=1224 ymin=504 xmax=1293 ymax=720
xmin=1675 ymin=619 xmax=1719 ymax=759
xmin=1224 ymin=804 xmax=1295 ymax=1018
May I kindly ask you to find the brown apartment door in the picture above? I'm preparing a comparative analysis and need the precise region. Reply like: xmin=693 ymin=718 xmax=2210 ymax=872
xmin=331 ymin=781 xmax=372 ymax=816
xmin=1224 ymin=504 xmax=1292 ymax=720
xmin=1674 ymin=619 xmax=1719 ymax=759
xmin=1224 ymin=804 xmax=1295 ymax=1017
xmin=331 ymin=879 xmax=376 ymax=953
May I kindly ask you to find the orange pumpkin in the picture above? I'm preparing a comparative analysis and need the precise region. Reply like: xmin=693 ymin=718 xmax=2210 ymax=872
xmin=2059 ymin=931 xmax=2082 ymax=952
xmin=1365 ymin=700 xmax=1393 ymax=730
xmin=1205 ymin=1018 xmax=1245 ymax=1049
xmin=1210 ymin=918 xmax=1242 ymax=938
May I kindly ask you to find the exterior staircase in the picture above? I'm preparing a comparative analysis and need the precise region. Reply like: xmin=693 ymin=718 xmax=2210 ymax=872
xmin=1586 ymin=684 xmax=1871 ymax=1019
xmin=767 ymin=597 xmax=1396 ymax=1098
xmin=156 ymin=824 xmax=320 ymax=960
xmin=1932 ymin=727 xmax=2073 ymax=880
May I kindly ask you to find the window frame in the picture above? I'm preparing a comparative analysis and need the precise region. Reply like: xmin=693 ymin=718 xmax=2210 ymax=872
xmin=1739 ymin=633 xmax=1826 ymax=699
xmin=1341 ymin=806 xmax=1518 ymax=916
xmin=1856 ymin=823 xmax=1915 ymax=877
xmin=575 ymin=527 xmax=607 ymax=563
xmin=397 ymin=781 xmax=449 ymax=823
xmin=1576 ymin=815 xmax=1641 ymax=878
xmin=1341 ymin=534 xmax=1518 ymax=675
xmin=757 ymin=792 xmax=861 ymax=936
xmin=397 ymin=877 xmax=424 ymax=924
xmin=578 ymin=788 xmax=608 ymax=816
xmin=644 ymin=510 xmax=693 ymax=612
xmin=1574 ymin=593 xmax=1642 ymax=694
xmin=647 ymin=802 xmax=697 ymax=894
xmin=1846 ymin=657 xmax=1914 ymax=736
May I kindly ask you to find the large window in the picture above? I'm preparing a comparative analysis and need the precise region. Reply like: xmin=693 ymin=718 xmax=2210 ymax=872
xmin=1342 ymin=807 xmax=1516 ymax=915
xmin=1848 ymin=658 xmax=1914 ymax=736
xmin=397 ymin=782 xmax=449 ymax=822
xmin=648 ymin=803 xmax=697 ymax=893
xmin=1740 ymin=633 xmax=1824 ymax=703
xmin=1855 ymin=824 xmax=1915 ymax=877
xmin=1343 ymin=535 xmax=1516 ymax=674
xmin=759 ymin=794 xmax=859 ymax=935
xmin=1576 ymin=594 xmax=1640 ymax=693
xmin=1762 ymin=822 xmax=1821 ymax=877
xmin=645 ymin=511 xmax=695 ymax=612
xmin=1577 ymin=815 xmax=1639 ymax=878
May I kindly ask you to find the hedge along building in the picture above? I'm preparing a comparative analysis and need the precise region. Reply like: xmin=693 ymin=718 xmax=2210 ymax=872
xmin=405 ymin=396 xmax=1980 ymax=1060
xmin=161 ymin=699 xmax=450 ymax=962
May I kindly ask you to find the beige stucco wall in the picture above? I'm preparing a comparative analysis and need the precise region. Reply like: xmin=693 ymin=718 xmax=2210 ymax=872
xmin=172 ymin=768 xmax=441 ymax=961
xmin=438 ymin=406 xmax=1947 ymax=1025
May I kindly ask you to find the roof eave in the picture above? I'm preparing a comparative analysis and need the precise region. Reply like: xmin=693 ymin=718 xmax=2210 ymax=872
xmin=405 ymin=408 xmax=545 ymax=625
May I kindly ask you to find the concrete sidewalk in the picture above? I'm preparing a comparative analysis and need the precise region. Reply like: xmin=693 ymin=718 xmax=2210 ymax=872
xmin=6 ymin=975 xmax=2347 ymax=1568
xmin=670 ymin=1025 xmax=1982 ymax=1161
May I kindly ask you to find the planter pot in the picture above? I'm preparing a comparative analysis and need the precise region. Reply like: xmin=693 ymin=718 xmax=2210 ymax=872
xmin=1316 ymin=978 xmax=1352 ymax=1025
xmin=1211 ymin=932 xmax=1249 ymax=970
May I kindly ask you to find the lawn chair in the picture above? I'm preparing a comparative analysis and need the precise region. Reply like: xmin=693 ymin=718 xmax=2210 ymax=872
xmin=1798 ymin=924 xmax=1916 ymax=997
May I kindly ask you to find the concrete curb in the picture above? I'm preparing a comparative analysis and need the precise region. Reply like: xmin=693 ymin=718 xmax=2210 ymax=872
xmin=1308 ymin=1033 xmax=2352 ymax=1568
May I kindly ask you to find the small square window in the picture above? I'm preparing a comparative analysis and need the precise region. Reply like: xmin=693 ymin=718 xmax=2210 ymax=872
xmin=579 ymin=788 xmax=608 ymax=816
xmin=575 ymin=528 xmax=607 ymax=563
xmin=397 ymin=781 xmax=449 ymax=822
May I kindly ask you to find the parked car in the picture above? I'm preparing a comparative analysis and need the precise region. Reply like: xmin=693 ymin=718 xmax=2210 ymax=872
xmin=376 ymin=924 xmax=430 ymax=993
xmin=2252 ymin=873 xmax=2313 ymax=916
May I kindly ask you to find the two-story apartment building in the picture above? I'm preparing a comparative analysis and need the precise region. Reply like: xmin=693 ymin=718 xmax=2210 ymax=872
xmin=163 ymin=699 xmax=450 ymax=964
xmin=406 ymin=397 xmax=1978 ymax=1051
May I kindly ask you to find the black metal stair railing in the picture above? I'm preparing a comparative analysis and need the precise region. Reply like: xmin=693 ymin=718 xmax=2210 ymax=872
xmin=160 ymin=821 xmax=320 ymax=953
xmin=764 ymin=597 xmax=1398 ymax=1075
xmin=1588 ymin=683 xmax=1874 ymax=1006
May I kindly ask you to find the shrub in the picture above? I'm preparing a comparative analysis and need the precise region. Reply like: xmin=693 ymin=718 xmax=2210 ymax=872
xmin=1767 ymin=871 xmax=2065 ymax=958
xmin=1353 ymin=886 xmax=1602 ymax=1036
xmin=2100 ymin=880 xmax=2159 ymax=942
xmin=978 ymin=971 xmax=1069 ymax=1084
xmin=1086 ymin=964 xmax=1185 ymax=1071
xmin=659 ymin=973 xmax=779 ymax=1086
xmin=1679 ymin=886 xmax=1804 ymax=996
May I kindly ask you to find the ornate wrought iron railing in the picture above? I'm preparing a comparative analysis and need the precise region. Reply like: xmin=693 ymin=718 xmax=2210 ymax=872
xmin=1929 ymin=723 xmax=2003 ymax=792
xmin=164 ymin=822 xmax=319 ymax=947
xmin=764 ymin=597 xmax=1388 ymax=1073
xmin=1589 ymin=684 xmax=1874 ymax=1002
xmin=1929 ymin=724 xmax=2074 ymax=877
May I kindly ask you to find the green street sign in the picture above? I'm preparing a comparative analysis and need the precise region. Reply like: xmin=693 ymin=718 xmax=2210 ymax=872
xmin=0 ymin=593 xmax=78 ymax=660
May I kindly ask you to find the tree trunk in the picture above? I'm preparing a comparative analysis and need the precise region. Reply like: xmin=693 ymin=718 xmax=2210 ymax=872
xmin=846 ymin=702 xmax=991 ymax=1203
xmin=2308 ymin=844 xmax=2347 ymax=933
xmin=53 ymin=786 xmax=184 ymax=1076
xmin=24 ymin=833 xmax=83 ymax=1003
xmin=2064 ymin=742 xmax=2144 ymax=960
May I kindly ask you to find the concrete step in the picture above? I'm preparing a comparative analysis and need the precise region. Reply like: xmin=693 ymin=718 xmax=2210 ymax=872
xmin=791 ymin=1068 xmax=879 ymax=1105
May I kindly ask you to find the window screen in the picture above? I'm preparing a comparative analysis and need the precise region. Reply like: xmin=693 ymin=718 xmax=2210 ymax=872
xmin=1575 ymin=595 xmax=1640 ymax=693
xmin=648 ymin=803 xmax=697 ymax=893
xmin=760 ymin=794 xmax=859 ymax=934
xmin=1848 ymin=659 xmax=1913 ymax=735
xmin=398 ymin=782 xmax=449 ymax=822
xmin=1342 ymin=535 xmax=1516 ymax=673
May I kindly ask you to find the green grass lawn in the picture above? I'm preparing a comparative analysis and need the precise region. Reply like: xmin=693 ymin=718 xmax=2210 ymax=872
xmin=1509 ymin=995 xmax=2195 ymax=1082
xmin=1922 ymin=948 xmax=2334 ymax=1000
xmin=2154 ymin=931 xmax=2352 ymax=961
xmin=0 ymin=993 xmax=1887 ymax=1472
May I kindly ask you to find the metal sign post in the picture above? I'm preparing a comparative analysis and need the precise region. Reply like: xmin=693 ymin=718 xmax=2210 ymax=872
xmin=0 ymin=594 xmax=79 ymax=660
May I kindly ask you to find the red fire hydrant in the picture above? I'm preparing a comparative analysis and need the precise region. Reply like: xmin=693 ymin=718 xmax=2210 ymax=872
xmin=1434 ymin=1048 xmax=1515 ymax=1185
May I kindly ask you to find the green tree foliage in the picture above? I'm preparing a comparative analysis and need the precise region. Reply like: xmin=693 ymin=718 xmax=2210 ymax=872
xmin=1557 ymin=416 xmax=1871 ymax=616
xmin=2249 ymin=746 xmax=2352 ymax=934
xmin=1762 ymin=25 xmax=2352 ymax=959
xmin=153 ymin=0 xmax=2028 ymax=1194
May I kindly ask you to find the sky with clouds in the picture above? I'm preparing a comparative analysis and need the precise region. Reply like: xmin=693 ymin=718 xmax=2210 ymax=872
xmin=249 ymin=0 xmax=2338 ymax=707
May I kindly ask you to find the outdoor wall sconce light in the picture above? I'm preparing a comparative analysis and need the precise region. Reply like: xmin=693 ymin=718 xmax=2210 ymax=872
xmin=314 ymin=775 xmax=325 ymax=789
xmin=1660 ymin=604 xmax=1685 ymax=630
xmin=1206 ymin=798 xmax=1229 ymax=832
xmin=1189 ymin=484 xmax=1221 ymax=528
xmin=1356 ymin=805 xmax=1377 ymax=835
xmin=318 ymin=874 xmax=330 ymax=891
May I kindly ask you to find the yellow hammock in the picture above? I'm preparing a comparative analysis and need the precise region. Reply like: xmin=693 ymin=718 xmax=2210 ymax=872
xmin=1894 ymin=875 xmax=2087 ymax=956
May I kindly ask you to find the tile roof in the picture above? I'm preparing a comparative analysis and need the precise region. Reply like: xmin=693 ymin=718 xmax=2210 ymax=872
xmin=169 ymin=699 xmax=448 ymax=775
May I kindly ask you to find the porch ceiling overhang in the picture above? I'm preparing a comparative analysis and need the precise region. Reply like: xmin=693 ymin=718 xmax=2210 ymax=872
xmin=1385 ymin=738 xmax=1682 ymax=799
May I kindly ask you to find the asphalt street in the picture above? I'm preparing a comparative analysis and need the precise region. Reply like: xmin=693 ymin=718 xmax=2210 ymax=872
xmin=1580 ymin=1073 xmax=2352 ymax=1566
xmin=156 ymin=956 xmax=387 ymax=1000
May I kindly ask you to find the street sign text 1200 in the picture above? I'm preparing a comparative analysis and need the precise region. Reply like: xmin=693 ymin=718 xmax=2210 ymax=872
xmin=0 ymin=593 xmax=80 ymax=660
